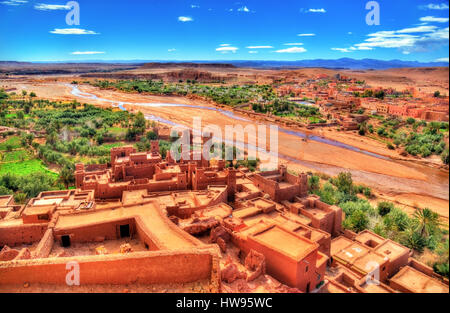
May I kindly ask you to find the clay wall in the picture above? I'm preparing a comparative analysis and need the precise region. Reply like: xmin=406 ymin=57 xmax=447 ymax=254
xmin=124 ymin=165 xmax=155 ymax=180
xmin=244 ymin=235 xmax=300 ymax=288
xmin=33 ymin=228 xmax=54 ymax=259
xmin=0 ymin=223 xmax=47 ymax=247
xmin=53 ymin=218 xmax=136 ymax=244
xmin=251 ymin=174 xmax=278 ymax=200
xmin=386 ymin=249 xmax=410 ymax=278
xmin=0 ymin=249 xmax=218 ymax=288
xmin=275 ymin=184 xmax=300 ymax=202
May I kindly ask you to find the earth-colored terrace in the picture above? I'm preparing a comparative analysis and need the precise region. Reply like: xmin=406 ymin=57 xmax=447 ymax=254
xmin=54 ymin=192 xmax=201 ymax=250
xmin=390 ymin=266 xmax=449 ymax=293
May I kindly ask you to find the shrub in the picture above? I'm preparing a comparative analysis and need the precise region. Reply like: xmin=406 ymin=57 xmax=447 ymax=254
xmin=363 ymin=187 xmax=372 ymax=198
xmin=378 ymin=201 xmax=394 ymax=216
xmin=406 ymin=117 xmax=416 ymax=125
xmin=308 ymin=175 xmax=320 ymax=192
xmin=13 ymin=192 xmax=27 ymax=204
xmin=343 ymin=209 xmax=369 ymax=232
xmin=401 ymin=229 xmax=427 ymax=253
xmin=335 ymin=172 xmax=354 ymax=195
xmin=383 ymin=208 xmax=410 ymax=232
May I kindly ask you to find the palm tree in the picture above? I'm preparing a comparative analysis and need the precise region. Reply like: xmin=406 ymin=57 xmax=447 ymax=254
xmin=413 ymin=208 xmax=441 ymax=238
xmin=402 ymin=228 xmax=427 ymax=253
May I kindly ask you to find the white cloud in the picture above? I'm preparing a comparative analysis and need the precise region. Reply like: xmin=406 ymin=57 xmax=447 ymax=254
xmin=348 ymin=32 xmax=353 ymax=35
xmin=300 ymin=8 xmax=326 ymax=13
xmin=248 ymin=51 xmax=258 ymax=54
xmin=34 ymin=3 xmax=70 ymax=10
xmin=275 ymin=47 xmax=307 ymax=53
xmin=351 ymin=24 xmax=449 ymax=54
xmin=0 ymin=0 xmax=27 ymax=6
xmin=420 ymin=3 xmax=449 ymax=10
xmin=435 ymin=57 xmax=449 ymax=62
xmin=246 ymin=45 xmax=273 ymax=49
xmin=353 ymin=46 xmax=373 ymax=50
xmin=216 ymin=46 xmax=238 ymax=53
xmin=420 ymin=16 xmax=450 ymax=23
xmin=168 ymin=48 xmax=176 ymax=52
xmin=297 ymin=33 xmax=316 ymax=37
xmin=237 ymin=6 xmax=250 ymax=12
xmin=191 ymin=4 xmax=199 ymax=9
xmin=283 ymin=43 xmax=304 ymax=46
xmin=309 ymin=8 xmax=326 ymax=13
xmin=178 ymin=16 xmax=193 ymax=22
xmin=397 ymin=25 xmax=438 ymax=33
xmin=50 ymin=28 xmax=99 ymax=35
xmin=219 ymin=44 xmax=231 ymax=47
xmin=331 ymin=48 xmax=352 ymax=53
xmin=71 ymin=51 xmax=105 ymax=55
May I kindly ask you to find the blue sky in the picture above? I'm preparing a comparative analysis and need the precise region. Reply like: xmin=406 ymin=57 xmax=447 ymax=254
xmin=0 ymin=0 xmax=449 ymax=62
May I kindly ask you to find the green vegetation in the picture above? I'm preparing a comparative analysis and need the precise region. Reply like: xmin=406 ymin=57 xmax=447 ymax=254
xmin=0 ymin=94 xmax=149 ymax=201
xmin=363 ymin=115 xmax=449 ymax=163
xmin=0 ymin=172 xmax=58 ymax=203
xmin=310 ymin=171 xmax=448 ymax=277
xmin=0 ymin=136 xmax=21 ymax=151
xmin=92 ymin=79 xmax=276 ymax=107
xmin=91 ymin=80 xmax=322 ymax=122
xmin=0 ymin=159 xmax=57 ymax=178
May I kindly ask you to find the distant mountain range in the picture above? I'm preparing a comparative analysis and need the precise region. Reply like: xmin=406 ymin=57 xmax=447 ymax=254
xmin=0 ymin=58 xmax=448 ymax=70
xmin=225 ymin=58 xmax=449 ymax=70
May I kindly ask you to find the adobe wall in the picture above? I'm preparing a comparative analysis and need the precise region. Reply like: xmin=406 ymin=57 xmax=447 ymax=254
xmin=125 ymin=165 xmax=155 ymax=180
xmin=238 ymin=233 xmax=318 ymax=292
xmin=95 ymin=183 xmax=124 ymax=199
xmin=408 ymin=258 xmax=448 ymax=283
xmin=386 ymin=247 xmax=410 ymax=278
xmin=0 ymin=223 xmax=47 ymax=247
xmin=0 ymin=249 xmax=219 ymax=290
xmin=53 ymin=218 xmax=136 ymax=244
xmin=275 ymin=184 xmax=300 ymax=202
xmin=135 ymin=216 xmax=163 ymax=250
xmin=134 ymin=209 xmax=203 ymax=250
xmin=330 ymin=205 xmax=343 ymax=236
xmin=251 ymin=174 xmax=278 ymax=200
xmin=33 ymin=228 xmax=54 ymax=259
xmin=244 ymin=236 xmax=300 ymax=288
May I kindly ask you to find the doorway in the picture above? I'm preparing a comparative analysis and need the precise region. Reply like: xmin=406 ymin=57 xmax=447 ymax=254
xmin=120 ymin=224 xmax=130 ymax=238
xmin=61 ymin=235 xmax=71 ymax=247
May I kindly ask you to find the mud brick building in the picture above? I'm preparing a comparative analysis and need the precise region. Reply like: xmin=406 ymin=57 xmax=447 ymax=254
xmin=0 ymin=141 xmax=447 ymax=293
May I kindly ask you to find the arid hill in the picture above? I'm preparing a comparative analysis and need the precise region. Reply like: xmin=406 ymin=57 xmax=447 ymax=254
xmin=141 ymin=62 xmax=236 ymax=69
xmin=0 ymin=62 xmax=139 ymax=76
xmin=1 ymin=61 xmax=448 ymax=92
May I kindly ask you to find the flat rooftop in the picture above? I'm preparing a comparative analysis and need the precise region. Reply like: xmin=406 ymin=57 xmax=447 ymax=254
xmin=354 ymin=230 xmax=386 ymax=248
xmin=251 ymin=225 xmax=317 ymax=261
xmin=0 ymin=195 xmax=13 ymax=207
xmin=374 ymin=239 xmax=410 ymax=261
xmin=390 ymin=266 xmax=449 ymax=293
xmin=54 ymin=201 xmax=200 ymax=250
xmin=330 ymin=236 xmax=353 ymax=256
xmin=334 ymin=242 xmax=370 ymax=265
